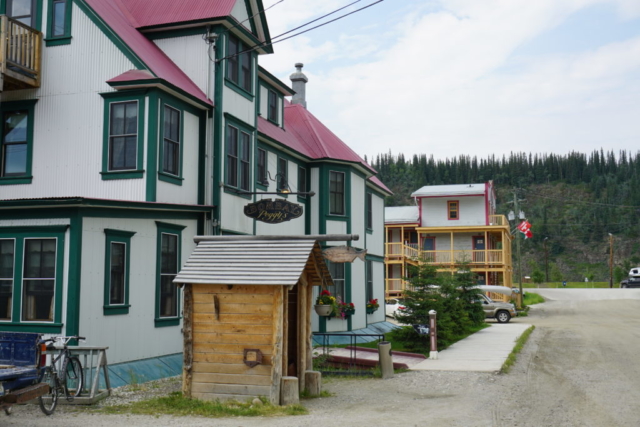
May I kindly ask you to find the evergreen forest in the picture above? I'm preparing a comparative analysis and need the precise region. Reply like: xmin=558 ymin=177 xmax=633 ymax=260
xmin=370 ymin=150 xmax=640 ymax=283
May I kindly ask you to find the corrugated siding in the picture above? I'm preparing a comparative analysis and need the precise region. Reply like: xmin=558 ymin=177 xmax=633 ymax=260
xmin=175 ymin=239 xmax=320 ymax=285
xmin=153 ymin=36 xmax=210 ymax=96
xmin=80 ymin=217 xmax=197 ymax=364
xmin=0 ymin=4 xmax=145 ymax=202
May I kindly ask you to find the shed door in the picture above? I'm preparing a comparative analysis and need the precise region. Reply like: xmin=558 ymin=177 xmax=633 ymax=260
xmin=286 ymin=285 xmax=299 ymax=377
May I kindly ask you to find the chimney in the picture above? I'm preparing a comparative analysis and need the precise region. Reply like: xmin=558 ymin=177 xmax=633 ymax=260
xmin=289 ymin=63 xmax=308 ymax=108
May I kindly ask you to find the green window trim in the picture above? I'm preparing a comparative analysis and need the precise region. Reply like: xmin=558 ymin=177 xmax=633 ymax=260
xmin=0 ymin=99 xmax=38 ymax=186
xmin=0 ymin=0 xmax=43 ymax=31
xmin=103 ymin=229 xmax=136 ymax=316
xmin=45 ymin=0 xmax=72 ymax=46
xmin=297 ymin=165 xmax=307 ymax=203
xmin=255 ymin=147 xmax=268 ymax=190
xmin=0 ymin=225 xmax=67 ymax=332
xmin=158 ymin=101 xmax=184 ymax=186
xmin=329 ymin=170 xmax=346 ymax=216
xmin=224 ymin=116 xmax=253 ymax=198
xmin=154 ymin=222 xmax=185 ymax=327
xmin=224 ymin=33 xmax=255 ymax=99
xmin=100 ymin=91 xmax=146 ymax=180
xmin=365 ymin=191 xmax=373 ymax=231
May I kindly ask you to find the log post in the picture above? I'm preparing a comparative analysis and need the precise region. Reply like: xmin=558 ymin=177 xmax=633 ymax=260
xmin=304 ymin=370 xmax=321 ymax=396
xmin=270 ymin=286 xmax=284 ymax=405
xmin=378 ymin=341 xmax=394 ymax=379
xmin=182 ymin=284 xmax=193 ymax=397
xmin=280 ymin=376 xmax=300 ymax=405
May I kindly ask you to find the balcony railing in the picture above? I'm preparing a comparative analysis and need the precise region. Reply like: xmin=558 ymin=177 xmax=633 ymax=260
xmin=385 ymin=242 xmax=419 ymax=259
xmin=0 ymin=15 xmax=42 ymax=91
xmin=419 ymin=249 xmax=504 ymax=264
xmin=489 ymin=215 xmax=507 ymax=226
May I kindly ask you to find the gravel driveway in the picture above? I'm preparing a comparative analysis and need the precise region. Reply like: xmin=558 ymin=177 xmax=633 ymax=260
xmin=4 ymin=289 xmax=640 ymax=426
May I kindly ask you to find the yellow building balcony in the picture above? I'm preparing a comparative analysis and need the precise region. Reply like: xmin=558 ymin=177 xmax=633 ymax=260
xmin=0 ymin=16 xmax=42 ymax=91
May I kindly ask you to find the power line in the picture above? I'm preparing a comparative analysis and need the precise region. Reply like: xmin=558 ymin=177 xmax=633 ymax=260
xmin=216 ymin=0 xmax=384 ymax=63
xmin=523 ymin=189 xmax=640 ymax=209
xmin=215 ymin=0 xmax=285 ymax=38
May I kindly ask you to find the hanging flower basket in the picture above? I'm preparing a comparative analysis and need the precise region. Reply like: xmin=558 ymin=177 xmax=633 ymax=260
xmin=314 ymin=304 xmax=334 ymax=316
xmin=366 ymin=298 xmax=379 ymax=315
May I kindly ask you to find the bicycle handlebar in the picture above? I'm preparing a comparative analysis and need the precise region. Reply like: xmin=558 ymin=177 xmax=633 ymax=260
xmin=39 ymin=336 xmax=86 ymax=346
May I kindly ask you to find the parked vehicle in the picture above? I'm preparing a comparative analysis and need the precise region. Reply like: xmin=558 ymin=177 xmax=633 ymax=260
xmin=385 ymin=298 xmax=407 ymax=318
xmin=620 ymin=277 xmax=640 ymax=288
xmin=0 ymin=332 xmax=50 ymax=415
xmin=476 ymin=294 xmax=517 ymax=323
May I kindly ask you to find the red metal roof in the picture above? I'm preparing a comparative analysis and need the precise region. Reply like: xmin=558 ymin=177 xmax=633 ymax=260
xmin=85 ymin=0 xmax=211 ymax=106
xmin=258 ymin=102 xmax=392 ymax=194
xmin=117 ymin=0 xmax=236 ymax=28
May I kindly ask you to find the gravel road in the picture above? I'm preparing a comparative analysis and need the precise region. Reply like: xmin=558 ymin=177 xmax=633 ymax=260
xmin=4 ymin=289 xmax=640 ymax=426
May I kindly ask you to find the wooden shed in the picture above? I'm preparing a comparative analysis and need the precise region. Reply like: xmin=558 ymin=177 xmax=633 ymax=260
xmin=174 ymin=235 xmax=351 ymax=404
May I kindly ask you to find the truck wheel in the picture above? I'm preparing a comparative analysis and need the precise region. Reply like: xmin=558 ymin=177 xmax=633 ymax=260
xmin=496 ymin=310 xmax=511 ymax=323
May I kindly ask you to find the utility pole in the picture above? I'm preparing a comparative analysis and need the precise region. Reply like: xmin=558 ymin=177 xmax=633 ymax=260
xmin=544 ymin=237 xmax=549 ymax=283
xmin=609 ymin=233 xmax=614 ymax=289
xmin=508 ymin=189 xmax=525 ymax=308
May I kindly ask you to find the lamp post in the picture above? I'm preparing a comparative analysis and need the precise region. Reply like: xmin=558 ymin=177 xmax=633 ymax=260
xmin=508 ymin=189 xmax=526 ymax=309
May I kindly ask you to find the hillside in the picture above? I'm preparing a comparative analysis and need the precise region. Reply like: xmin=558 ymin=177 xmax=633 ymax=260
xmin=371 ymin=150 xmax=640 ymax=283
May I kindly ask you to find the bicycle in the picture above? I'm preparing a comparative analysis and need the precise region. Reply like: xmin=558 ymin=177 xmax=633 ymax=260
xmin=38 ymin=336 xmax=85 ymax=415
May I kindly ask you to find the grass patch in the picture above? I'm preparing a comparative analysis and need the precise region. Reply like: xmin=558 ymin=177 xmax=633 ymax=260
xmin=95 ymin=392 xmax=307 ymax=418
xmin=501 ymin=325 xmax=535 ymax=374
xmin=523 ymin=292 xmax=545 ymax=306
xmin=300 ymin=389 xmax=332 ymax=399
xmin=523 ymin=281 xmax=610 ymax=288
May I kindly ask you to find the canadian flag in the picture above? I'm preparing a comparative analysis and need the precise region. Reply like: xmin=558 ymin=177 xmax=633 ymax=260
xmin=517 ymin=220 xmax=533 ymax=239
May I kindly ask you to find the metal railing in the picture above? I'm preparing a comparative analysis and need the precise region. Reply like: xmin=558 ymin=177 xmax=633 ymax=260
xmin=312 ymin=333 xmax=385 ymax=376
xmin=0 ymin=15 xmax=42 ymax=89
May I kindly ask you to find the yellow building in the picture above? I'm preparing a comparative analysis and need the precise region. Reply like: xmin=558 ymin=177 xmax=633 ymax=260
xmin=385 ymin=182 xmax=513 ymax=300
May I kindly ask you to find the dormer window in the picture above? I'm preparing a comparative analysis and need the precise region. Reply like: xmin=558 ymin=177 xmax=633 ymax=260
xmin=267 ymin=89 xmax=277 ymax=123
xmin=227 ymin=34 xmax=252 ymax=93
xmin=448 ymin=201 xmax=459 ymax=220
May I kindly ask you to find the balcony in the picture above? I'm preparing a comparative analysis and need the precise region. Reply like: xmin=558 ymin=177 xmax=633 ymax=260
xmin=0 ymin=16 xmax=42 ymax=91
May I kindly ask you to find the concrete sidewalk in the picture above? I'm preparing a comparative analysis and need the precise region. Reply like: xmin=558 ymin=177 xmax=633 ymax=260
xmin=411 ymin=322 xmax=532 ymax=372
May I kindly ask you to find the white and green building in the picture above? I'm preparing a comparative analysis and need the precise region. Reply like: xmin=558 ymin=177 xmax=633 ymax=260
xmin=0 ymin=0 xmax=391 ymax=381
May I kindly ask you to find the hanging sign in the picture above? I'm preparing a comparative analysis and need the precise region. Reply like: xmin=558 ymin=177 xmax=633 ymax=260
xmin=244 ymin=198 xmax=303 ymax=224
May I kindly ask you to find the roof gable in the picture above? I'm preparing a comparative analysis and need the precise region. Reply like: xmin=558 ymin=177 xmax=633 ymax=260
xmin=83 ymin=0 xmax=211 ymax=106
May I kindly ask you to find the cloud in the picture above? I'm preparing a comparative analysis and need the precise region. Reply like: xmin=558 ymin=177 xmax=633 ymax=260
xmin=261 ymin=0 xmax=640 ymax=160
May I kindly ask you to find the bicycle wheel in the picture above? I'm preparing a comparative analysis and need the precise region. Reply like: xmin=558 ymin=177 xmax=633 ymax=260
xmin=39 ymin=368 xmax=59 ymax=416
xmin=63 ymin=356 xmax=84 ymax=398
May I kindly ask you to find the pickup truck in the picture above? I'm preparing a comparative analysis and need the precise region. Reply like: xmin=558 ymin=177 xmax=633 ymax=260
xmin=0 ymin=332 xmax=49 ymax=414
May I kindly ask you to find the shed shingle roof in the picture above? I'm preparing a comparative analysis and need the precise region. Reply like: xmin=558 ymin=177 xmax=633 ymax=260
xmin=174 ymin=239 xmax=333 ymax=286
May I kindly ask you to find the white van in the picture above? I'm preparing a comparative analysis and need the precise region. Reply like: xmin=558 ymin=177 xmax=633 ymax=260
xmin=630 ymin=268 xmax=640 ymax=278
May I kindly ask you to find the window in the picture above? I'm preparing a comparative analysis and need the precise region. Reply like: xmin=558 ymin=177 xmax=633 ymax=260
xmin=108 ymin=101 xmax=138 ymax=171
xmin=1 ymin=100 xmax=37 ymax=185
xmin=366 ymin=192 xmax=373 ymax=230
xmin=22 ymin=239 xmax=56 ymax=322
xmin=277 ymin=157 xmax=288 ymax=192
xmin=227 ymin=34 xmax=252 ymax=93
xmin=162 ymin=105 xmax=180 ymax=176
xmin=101 ymin=92 xmax=144 ymax=180
xmin=0 ymin=226 xmax=65 ymax=330
xmin=155 ymin=222 xmax=185 ymax=326
xmin=257 ymin=148 xmax=267 ymax=186
xmin=160 ymin=233 xmax=178 ymax=317
xmin=327 ymin=260 xmax=345 ymax=301
xmin=103 ymin=229 xmax=135 ymax=315
xmin=298 ymin=166 xmax=307 ymax=199
xmin=0 ymin=239 xmax=15 ymax=321
xmin=366 ymin=260 xmax=373 ymax=302
xmin=46 ymin=0 xmax=72 ymax=45
xmin=6 ymin=0 xmax=37 ymax=28
xmin=225 ymin=124 xmax=251 ymax=192
xmin=329 ymin=171 xmax=345 ymax=215
xmin=267 ymin=89 xmax=278 ymax=123
xmin=448 ymin=201 xmax=459 ymax=220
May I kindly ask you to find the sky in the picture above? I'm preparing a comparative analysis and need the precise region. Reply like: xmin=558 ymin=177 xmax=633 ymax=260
xmin=259 ymin=0 xmax=640 ymax=163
